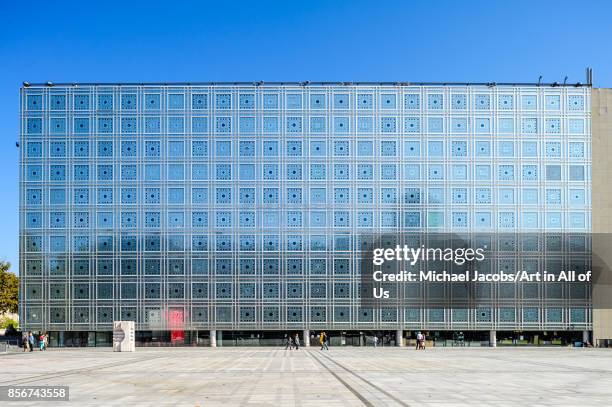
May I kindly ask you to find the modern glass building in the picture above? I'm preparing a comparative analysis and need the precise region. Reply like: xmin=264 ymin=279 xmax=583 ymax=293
xmin=19 ymin=82 xmax=595 ymax=346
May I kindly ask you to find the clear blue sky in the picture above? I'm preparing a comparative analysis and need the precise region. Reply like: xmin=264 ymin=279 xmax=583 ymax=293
xmin=1 ymin=0 xmax=611 ymax=274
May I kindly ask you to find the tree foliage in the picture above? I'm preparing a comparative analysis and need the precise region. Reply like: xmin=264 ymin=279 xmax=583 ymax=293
xmin=0 ymin=262 xmax=19 ymax=314
xmin=0 ymin=315 xmax=18 ymax=330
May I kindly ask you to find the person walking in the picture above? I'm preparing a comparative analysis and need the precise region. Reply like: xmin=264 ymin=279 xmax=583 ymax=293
xmin=285 ymin=333 xmax=292 ymax=350
xmin=28 ymin=332 xmax=34 ymax=352
xmin=373 ymin=335 xmax=378 ymax=348
xmin=421 ymin=332 xmax=426 ymax=350
xmin=294 ymin=333 xmax=300 ymax=350
xmin=416 ymin=332 xmax=422 ymax=350
xmin=319 ymin=331 xmax=329 ymax=350
xmin=22 ymin=332 xmax=28 ymax=352
xmin=322 ymin=332 xmax=329 ymax=350
xmin=39 ymin=333 xmax=45 ymax=351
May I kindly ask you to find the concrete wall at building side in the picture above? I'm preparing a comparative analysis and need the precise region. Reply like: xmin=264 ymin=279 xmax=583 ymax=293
xmin=592 ymin=88 xmax=612 ymax=346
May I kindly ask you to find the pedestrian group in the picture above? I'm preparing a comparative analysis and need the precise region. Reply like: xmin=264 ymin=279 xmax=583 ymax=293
xmin=22 ymin=331 xmax=48 ymax=352
xmin=284 ymin=333 xmax=300 ymax=350
xmin=416 ymin=331 xmax=426 ymax=350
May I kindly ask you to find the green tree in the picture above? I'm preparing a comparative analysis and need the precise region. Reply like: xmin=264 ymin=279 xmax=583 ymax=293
xmin=0 ymin=262 xmax=19 ymax=314
xmin=0 ymin=315 xmax=18 ymax=330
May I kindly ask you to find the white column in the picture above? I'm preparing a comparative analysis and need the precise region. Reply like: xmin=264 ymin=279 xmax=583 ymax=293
xmin=303 ymin=330 xmax=310 ymax=347
xmin=489 ymin=330 xmax=497 ymax=347
xmin=583 ymin=330 xmax=590 ymax=344
xmin=210 ymin=330 xmax=217 ymax=347
xmin=396 ymin=329 xmax=404 ymax=347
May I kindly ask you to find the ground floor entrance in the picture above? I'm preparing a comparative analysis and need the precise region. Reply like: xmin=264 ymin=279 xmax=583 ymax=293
xmin=39 ymin=329 xmax=592 ymax=347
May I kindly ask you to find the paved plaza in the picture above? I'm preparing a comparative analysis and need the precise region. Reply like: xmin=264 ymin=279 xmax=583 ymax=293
xmin=1 ymin=347 xmax=612 ymax=406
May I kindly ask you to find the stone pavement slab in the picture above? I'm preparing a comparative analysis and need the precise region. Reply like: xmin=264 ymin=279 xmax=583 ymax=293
xmin=1 ymin=347 xmax=611 ymax=406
